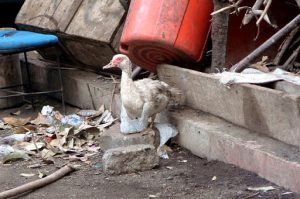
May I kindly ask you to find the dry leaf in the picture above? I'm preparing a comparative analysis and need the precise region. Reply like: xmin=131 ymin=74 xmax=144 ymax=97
xmin=24 ymin=142 xmax=45 ymax=151
xmin=14 ymin=125 xmax=36 ymax=134
xmin=41 ymin=148 xmax=56 ymax=159
xmin=251 ymin=56 xmax=270 ymax=73
xmin=49 ymin=139 xmax=61 ymax=148
xmin=31 ymin=113 xmax=51 ymax=126
xmin=3 ymin=116 xmax=31 ymax=127
xmin=67 ymin=138 xmax=75 ymax=148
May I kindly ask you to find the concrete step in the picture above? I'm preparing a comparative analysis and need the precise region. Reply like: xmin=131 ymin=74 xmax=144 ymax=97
xmin=170 ymin=107 xmax=300 ymax=194
xmin=158 ymin=64 xmax=300 ymax=148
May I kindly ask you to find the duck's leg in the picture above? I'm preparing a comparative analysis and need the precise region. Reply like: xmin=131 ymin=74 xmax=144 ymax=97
xmin=120 ymin=102 xmax=153 ymax=134
xmin=149 ymin=114 xmax=156 ymax=128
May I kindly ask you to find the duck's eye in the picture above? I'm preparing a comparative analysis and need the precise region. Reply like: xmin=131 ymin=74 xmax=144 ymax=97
xmin=112 ymin=57 xmax=123 ymax=65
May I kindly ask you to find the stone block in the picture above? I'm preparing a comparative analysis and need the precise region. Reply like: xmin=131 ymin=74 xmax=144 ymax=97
xmin=99 ymin=123 xmax=157 ymax=151
xmin=102 ymin=144 xmax=159 ymax=175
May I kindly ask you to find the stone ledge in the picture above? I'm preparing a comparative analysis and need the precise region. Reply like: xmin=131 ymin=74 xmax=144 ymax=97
xmin=171 ymin=107 xmax=300 ymax=193
xmin=158 ymin=64 xmax=300 ymax=148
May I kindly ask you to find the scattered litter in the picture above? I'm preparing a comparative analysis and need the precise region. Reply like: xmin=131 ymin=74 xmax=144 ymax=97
xmin=0 ymin=134 xmax=31 ymax=145
xmin=41 ymin=105 xmax=54 ymax=116
xmin=20 ymin=173 xmax=35 ymax=178
xmin=61 ymin=114 xmax=83 ymax=126
xmin=166 ymin=176 xmax=173 ymax=180
xmin=38 ymin=170 xmax=48 ymax=178
xmin=95 ymin=162 xmax=103 ymax=169
xmin=281 ymin=192 xmax=293 ymax=196
xmin=46 ymin=126 xmax=56 ymax=134
xmin=0 ymin=145 xmax=15 ymax=157
xmin=0 ymin=120 xmax=11 ymax=130
xmin=2 ymin=151 xmax=30 ymax=164
xmin=178 ymin=160 xmax=187 ymax=163
xmin=247 ymin=186 xmax=276 ymax=192
xmin=166 ymin=166 xmax=173 ymax=170
xmin=211 ymin=176 xmax=217 ymax=181
xmin=0 ymin=105 xmax=117 ymax=166
xmin=215 ymin=68 xmax=300 ymax=87
xmin=148 ymin=194 xmax=160 ymax=198
xmin=24 ymin=142 xmax=45 ymax=151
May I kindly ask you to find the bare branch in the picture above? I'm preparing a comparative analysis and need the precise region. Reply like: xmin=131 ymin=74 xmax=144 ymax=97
xmin=242 ymin=0 xmax=264 ymax=25
xmin=211 ymin=0 xmax=244 ymax=15
xmin=230 ymin=15 xmax=300 ymax=72
xmin=256 ymin=0 xmax=272 ymax=26
xmin=274 ymin=26 xmax=300 ymax=65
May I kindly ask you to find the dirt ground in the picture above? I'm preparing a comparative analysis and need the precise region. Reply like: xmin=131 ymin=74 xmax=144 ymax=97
xmin=0 ymin=99 xmax=299 ymax=199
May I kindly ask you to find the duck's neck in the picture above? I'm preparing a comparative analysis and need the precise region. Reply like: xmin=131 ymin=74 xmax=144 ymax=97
xmin=120 ymin=66 xmax=135 ymax=96
xmin=121 ymin=70 xmax=133 ymax=86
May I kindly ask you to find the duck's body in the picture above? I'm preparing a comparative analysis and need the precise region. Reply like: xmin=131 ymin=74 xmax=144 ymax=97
xmin=104 ymin=54 xmax=181 ymax=133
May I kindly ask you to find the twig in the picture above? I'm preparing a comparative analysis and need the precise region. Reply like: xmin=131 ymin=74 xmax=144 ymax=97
xmin=24 ymin=127 xmax=41 ymax=158
xmin=256 ymin=0 xmax=272 ymax=26
xmin=230 ymin=14 xmax=300 ymax=72
xmin=242 ymin=192 xmax=259 ymax=199
xmin=211 ymin=0 xmax=244 ymax=15
xmin=242 ymin=0 xmax=264 ymax=25
xmin=109 ymin=75 xmax=118 ymax=112
xmin=0 ymin=165 xmax=75 ymax=199
xmin=274 ymin=26 xmax=300 ymax=65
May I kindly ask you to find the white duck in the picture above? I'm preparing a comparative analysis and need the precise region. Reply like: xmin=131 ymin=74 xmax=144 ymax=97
xmin=103 ymin=54 xmax=181 ymax=134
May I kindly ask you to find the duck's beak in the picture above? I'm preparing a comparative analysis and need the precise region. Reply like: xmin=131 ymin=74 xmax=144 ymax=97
xmin=103 ymin=62 xmax=114 ymax=69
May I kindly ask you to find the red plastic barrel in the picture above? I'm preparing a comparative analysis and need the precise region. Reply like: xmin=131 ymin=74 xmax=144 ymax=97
xmin=120 ymin=0 xmax=213 ymax=72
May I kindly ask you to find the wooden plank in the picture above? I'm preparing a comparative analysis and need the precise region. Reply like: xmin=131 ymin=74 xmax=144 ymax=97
xmin=56 ymin=0 xmax=83 ymax=31
xmin=15 ymin=0 xmax=52 ymax=30
xmin=157 ymin=64 xmax=300 ymax=148
xmin=16 ymin=0 xmax=83 ymax=32
xmin=61 ymin=37 xmax=115 ymax=69
xmin=39 ymin=0 xmax=83 ymax=32
xmin=65 ymin=0 xmax=125 ymax=42
xmin=0 ymin=55 xmax=23 ymax=108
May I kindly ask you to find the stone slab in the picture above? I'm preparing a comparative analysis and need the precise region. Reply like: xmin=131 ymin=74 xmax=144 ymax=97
xmin=157 ymin=64 xmax=300 ymax=147
xmin=102 ymin=144 xmax=159 ymax=175
xmin=99 ymin=123 xmax=156 ymax=151
xmin=171 ymin=107 xmax=300 ymax=194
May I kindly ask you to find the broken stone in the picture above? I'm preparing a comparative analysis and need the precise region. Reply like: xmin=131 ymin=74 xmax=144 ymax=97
xmin=102 ymin=144 xmax=159 ymax=175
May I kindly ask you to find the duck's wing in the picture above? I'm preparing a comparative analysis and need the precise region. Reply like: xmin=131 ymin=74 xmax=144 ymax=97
xmin=134 ymin=78 xmax=170 ymax=101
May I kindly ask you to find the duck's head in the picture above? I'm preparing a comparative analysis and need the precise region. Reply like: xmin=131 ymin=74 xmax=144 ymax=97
xmin=103 ymin=54 xmax=132 ymax=73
